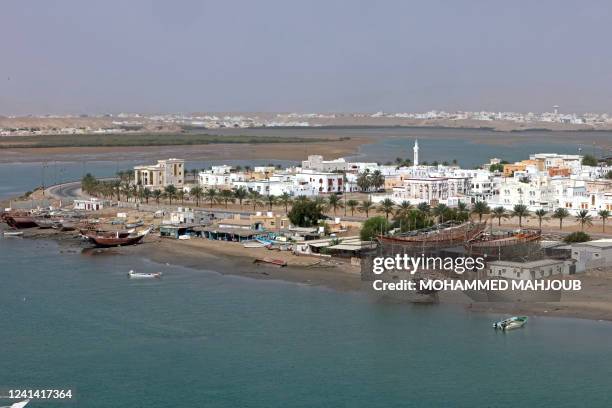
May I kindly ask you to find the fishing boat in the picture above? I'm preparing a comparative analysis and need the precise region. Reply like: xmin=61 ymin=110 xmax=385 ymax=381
xmin=466 ymin=229 xmax=541 ymax=254
xmin=493 ymin=316 xmax=528 ymax=331
xmin=1 ymin=213 xmax=38 ymax=229
xmin=128 ymin=270 xmax=162 ymax=279
xmin=243 ymin=241 xmax=266 ymax=248
xmin=83 ymin=228 xmax=150 ymax=248
xmin=0 ymin=400 xmax=30 ymax=408
xmin=377 ymin=222 xmax=486 ymax=248
xmin=253 ymin=257 xmax=288 ymax=267
xmin=2 ymin=230 xmax=24 ymax=237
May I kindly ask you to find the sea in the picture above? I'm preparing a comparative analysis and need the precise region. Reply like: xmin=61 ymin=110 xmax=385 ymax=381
xmin=1 ymin=238 xmax=612 ymax=407
xmin=2 ymin=127 xmax=612 ymax=407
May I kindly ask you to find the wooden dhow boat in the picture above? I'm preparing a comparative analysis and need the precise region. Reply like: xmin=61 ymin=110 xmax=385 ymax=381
xmin=82 ymin=228 xmax=151 ymax=248
xmin=465 ymin=229 xmax=541 ymax=254
xmin=1 ymin=212 xmax=38 ymax=229
xmin=377 ymin=221 xmax=486 ymax=248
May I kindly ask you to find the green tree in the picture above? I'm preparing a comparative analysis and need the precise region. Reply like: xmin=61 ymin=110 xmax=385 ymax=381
xmin=248 ymin=191 xmax=263 ymax=211
xmin=395 ymin=200 xmax=413 ymax=219
xmin=164 ymin=184 xmax=178 ymax=205
xmin=552 ymin=208 xmax=570 ymax=230
xmin=582 ymin=154 xmax=598 ymax=166
xmin=204 ymin=188 xmax=218 ymax=208
xmin=190 ymin=186 xmax=203 ymax=206
xmin=360 ymin=216 xmax=389 ymax=241
xmin=511 ymin=204 xmax=529 ymax=228
xmin=356 ymin=171 xmax=371 ymax=192
xmin=233 ymin=186 xmax=248 ymax=209
xmin=598 ymin=209 xmax=610 ymax=232
xmin=326 ymin=194 xmax=343 ymax=216
xmin=471 ymin=201 xmax=490 ymax=223
xmin=575 ymin=209 xmax=593 ymax=231
xmin=152 ymin=189 xmax=162 ymax=204
xmin=378 ymin=198 xmax=396 ymax=220
xmin=142 ymin=187 xmax=151 ymax=204
xmin=278 ymin=192 xmax=293 ymax=213
xmin=433 ymin=203 xmax=449 ymax=223
xmin=491 ymin=206 xmax=508 ymax=226
xmin=358 ymin=199 xmax=375 ymax=218
xmin=265 ymin=194 xmax=277 ymax=211
xmin=534 ymin=209 xmax=548 ymax=229
xmin=287 ymin=198 xmax=324 ymax=227
xmin=219 ymin=189 xmax=235 ymax=208
xmin=346 ymin=199 xmax=359 ymax=216
xmin=370 ymin=170 xmax=385 ymax=191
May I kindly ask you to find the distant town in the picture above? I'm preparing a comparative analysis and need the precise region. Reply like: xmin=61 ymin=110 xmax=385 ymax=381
xmin=3 ymin=107 xmax=612 ymax=136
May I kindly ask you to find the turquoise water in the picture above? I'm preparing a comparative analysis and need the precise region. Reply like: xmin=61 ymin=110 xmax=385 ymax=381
xmin=1 ymin=238 xmax=612 ymax=407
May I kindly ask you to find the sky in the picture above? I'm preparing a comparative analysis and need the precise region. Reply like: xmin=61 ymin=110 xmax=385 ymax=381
xmin=2 ymin=0 xmax=612 ymax=115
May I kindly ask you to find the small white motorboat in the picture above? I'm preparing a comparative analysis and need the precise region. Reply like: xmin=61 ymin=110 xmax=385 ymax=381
xmin=128 ymin=270 xmax=162 ymax=279
xmin=2 ymin=231 xmax=24 ymax=237
xmin=243 ymin=241 xmax=266 ymax=248
xmin=493 ymin=316 xmax=528 ymax=331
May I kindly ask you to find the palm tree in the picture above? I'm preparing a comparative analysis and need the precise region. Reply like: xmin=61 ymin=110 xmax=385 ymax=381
xmin=395 ymin=200 xmax=413 ymax=218
xmin=457 ymin=202 xmax=469 ymax=221
xmin=433 ymin=203 xmax=449 ymax=223
xmin=471 ymin=201 xmax=490 ymax=223
xmin=278 ymin=192 xmax=293 ymax=213
xmin=233 ymin=187 xmax=248 ymax=209
xmin=534 ymin=209 xmax=548 ymax=229
xmin=142 ymin=187 xmax=151 ymax=204
xmin=575 ymin=209 xmax=593 ymax=231
xmin=356 ymin=170 xmax=371 ymax=192
xmin=552 ymin=208 xmax=570 ymax=230
xmin=248 ymin=191 xmax=263 ymax=211
xmin=378 ymin=198 xmax=396 ymax=220
xmin=491 ymin=206 xmax=508 ymax=226
xmin=177 ymin=188 xmax=186 ymax=204
xmin=598 ymin=209 xmax=610 ymax=232
xmin=326 ymin=194 xmax=343 ymax=216
xmin=219 ymin=189 xmax=235 ymax=208
xmin=152 ymin=189 xmax=162 ymax=204
xmin=204 ymin=188 xmax=218 ymax=208
xmin=164 ymin=185 xmax=178 ymax=205
xmin=265 ymin=194 xmax=277 ymax=211
xmin=346 ymin=199 xmax=359 ymax=216
xmin=190 ymin=186 xmax=203 ymax=206
xmin=511 ymin=204 xmax=529 ymax=228
xmin=358 ymin=199 xmax=375 ymax=218
xmin=370 ymin=170 xmax=385 ymax=191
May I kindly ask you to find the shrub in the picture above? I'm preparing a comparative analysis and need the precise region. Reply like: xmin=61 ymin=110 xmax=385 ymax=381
xmin=360 ymin=216 xmax=390 ymax=241
xmin=563 ymin=231 xmax=591 ymax=244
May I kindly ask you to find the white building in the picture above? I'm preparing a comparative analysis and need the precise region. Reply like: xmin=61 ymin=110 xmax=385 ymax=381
xmin=487 ymin=259 xmax=574 ymax=280
xmin=302 ymin=155 xmax=348 ymax=172
xmin=375 ymin=176 xmax=471 ymax=205
xmin=73 ymin=198 xmax=105 ymax=211
xmin=134 ymin=158 xmax=185 ymax=189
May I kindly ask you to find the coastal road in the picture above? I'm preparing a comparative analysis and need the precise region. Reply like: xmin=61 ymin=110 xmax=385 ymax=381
xmin=46 ymin=181 xmax=87 ymax=201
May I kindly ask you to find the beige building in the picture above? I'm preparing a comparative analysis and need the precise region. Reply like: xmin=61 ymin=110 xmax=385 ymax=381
xmin=134 ymin=158 xmax=185 ymax=189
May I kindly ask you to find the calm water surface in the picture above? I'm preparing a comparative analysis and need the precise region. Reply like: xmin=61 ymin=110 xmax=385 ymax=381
xmin=1 ymin=238 xmax=611 ymax=407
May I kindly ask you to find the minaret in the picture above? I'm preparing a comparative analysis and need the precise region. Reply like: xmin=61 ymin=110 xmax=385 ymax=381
xmin=413 ymin=139 xmax=419 ymax=167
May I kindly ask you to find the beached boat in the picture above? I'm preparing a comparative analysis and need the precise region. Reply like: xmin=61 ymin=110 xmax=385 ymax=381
xmin=377 ymin=222 xmax=486 ymax=247
xmin=466 ymin=229 xmax=541 ymax=254
xmin=253 ymin=257 xmax=288 ymax=267
xmin=1 ymin=213 xmax=38 ymax=229
xmin=493 ymin=316 xmax=528 ymax=331
xmin=2 ymin=231 xmax=24 ymax=237
xmin=243 ymin=241 xmax=266 ymax=248
xmin=83 ymin=228 xmax=150 ymax=248
xmin=0 ymin=400 xmax=30 ymax=408
xmin=128 ymin=270 xmax=162 ymax=279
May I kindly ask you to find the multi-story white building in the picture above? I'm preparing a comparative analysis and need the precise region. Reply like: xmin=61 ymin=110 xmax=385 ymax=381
xmin=375 ymin=176 xmax=471 ymax=205
xmin=134 ymin=158 xmax=185 ymax=189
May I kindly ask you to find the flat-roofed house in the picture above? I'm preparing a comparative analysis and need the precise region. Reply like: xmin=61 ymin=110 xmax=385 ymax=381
xmin=134 ymin=158 xmax=185 ymax=189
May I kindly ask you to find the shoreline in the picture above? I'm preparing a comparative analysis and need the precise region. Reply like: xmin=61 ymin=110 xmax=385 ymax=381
xmin=10 ymin=228 xmax=612 ymax=324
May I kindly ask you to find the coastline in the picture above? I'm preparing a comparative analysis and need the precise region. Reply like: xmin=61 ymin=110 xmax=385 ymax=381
xmin=11 ymin=228 xmax=612 ymax=323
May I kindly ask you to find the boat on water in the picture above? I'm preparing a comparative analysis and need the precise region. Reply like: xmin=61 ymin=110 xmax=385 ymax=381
xmin=2 ymin=231 xmax=24 ymax=237
xmin=82 ymin=228 xmax=151 ymax=248
xmin=466 ymin=229 xmax=541 ymax=254
xmin=0 ymin=400 xmax=30 ymax=408
xmin=377 ymin=221 xmax=486 ymax=247
xmin=493 ymin=316 xmax=528 ymax=331
xmin=128 ymin=270 xmax=162 ymax=279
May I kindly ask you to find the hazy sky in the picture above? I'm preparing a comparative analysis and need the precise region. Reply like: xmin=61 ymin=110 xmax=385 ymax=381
xmin=2 ymin=0 xmax=612 ymax=115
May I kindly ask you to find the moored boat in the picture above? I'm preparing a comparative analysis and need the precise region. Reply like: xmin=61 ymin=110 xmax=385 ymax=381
xmin=83 ymin=228 xmax=151 ymax=248
xmin=493 ymin=316 xmax=528 ymax=331
xmin=3 ymin=230 xmax=24 ymax=237
xmin=128 ymin=270 xmax=162 ymax=279
xmin=1 ymin=213 xmax=38 ymax=229
xmin=466 ymin=229 xmax=541 ymax=254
